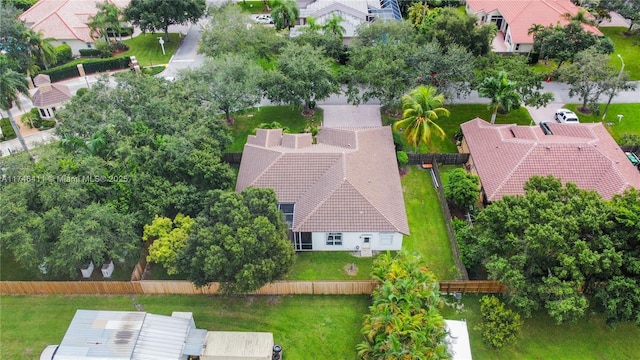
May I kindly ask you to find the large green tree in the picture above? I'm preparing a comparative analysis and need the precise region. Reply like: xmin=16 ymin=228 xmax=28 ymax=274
xmin=262 ymin=43 xmax=338 ymax=114
xmin=444 ymin=168 xmax=480 ymax=210
xmin=419 ymin=7 xmax=497 ymax=56
xmin=605 ymin=0 xmax=640 ymax=32
xmin=532 ymin=21 xmax=614 ymax=68
xmin=143 ymin=214 xmax=194 ymax=275
xmin=178 ymin=188 xmax=295 ymax=293
xmin=124 ymin=0 xmax=206 ymax=41
xmin=462 ymin=176 xmax=629 ymax=324
xmin=477 ymin=71 xmax=522 ymax=124
xmin=558 ymin=47 xmax=636 ymax=114
xmin=392 ymin=85 xmax=449 ymax=151
xmin=180 ymin=54 xmax=265 ymax=124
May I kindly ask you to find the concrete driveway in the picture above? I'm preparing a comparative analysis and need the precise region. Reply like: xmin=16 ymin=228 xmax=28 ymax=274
xmin=526 ymin=103 xmax=565 ymax=124
xmin=320 ymin=105 xmax=382 ymax=127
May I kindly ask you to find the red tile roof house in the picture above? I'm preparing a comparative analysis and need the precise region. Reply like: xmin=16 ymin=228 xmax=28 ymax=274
xmin=235 ymin=127 xmax=409 ymax=255
xmin=465 ymin=0 xmax=602 ymax=53
xmin=460 ymin=118 xmax=640 ymax=203
xmin=19 ymin=0 xmax=130 ymax=56
xmin=31 ymin=74 xmax=72 ymax=119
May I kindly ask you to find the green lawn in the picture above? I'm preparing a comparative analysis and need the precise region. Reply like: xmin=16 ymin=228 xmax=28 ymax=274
xmin=401 ymin=166 xmax=458 ymax=280
xmin=227 ymin=106 xmax=323 ymax=152
xmin=0 ymin=295 xmax=368 ymax=360
xmin=386 ymin=104 xmax=533 ymax=153
xmin=599 ymin=27 xmax=640 ymax=81
xmin=441 ymin=294 xmax=640 ymax=360
xmin=237 ymin=0 xmax=269 ymax=14
xmin=121 ymin=33 xmax=182 ymax=67
xmin=563 ymin=103 xmax=640 ymax=141
xmin=284 ymin=252 xmax=374 ymax=280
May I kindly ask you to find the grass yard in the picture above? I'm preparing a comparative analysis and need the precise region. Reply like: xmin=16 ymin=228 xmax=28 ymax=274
xmin=563 ymin=103 xmax=640 ymax=141
xmin=0 ymin=294 xmax=369 ymax=360
xmin=599 ymin=27 xmax=640 ymax=81
xmin=401 ymin=166 xmax=458 ymax=280
xmin=237 ymin=0 xmax=269 ymax=14
xmin=121 ymin=33 xmax=182 ymax=67
xmin=285 ymin=252 xmax=374 ymax=280
xmin=440 ymin=294 xmax=640 ymax=360
xmin=227 ymin=106 xmax=323 ymax=152
xmin=385 ymin=104 xmax=533 ymax=153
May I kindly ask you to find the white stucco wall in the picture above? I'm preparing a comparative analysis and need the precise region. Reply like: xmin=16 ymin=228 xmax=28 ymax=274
xmin=52 ymin=39 xmax=94 ymax=56
xmin=311 ymin=232 xmax=403 ymax=251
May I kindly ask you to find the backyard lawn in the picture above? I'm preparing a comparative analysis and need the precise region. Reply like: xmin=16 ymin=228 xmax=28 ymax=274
xmin=599 ymin=27 xmax=640 ymax=81
xmin=386 ymin=104 xmax=534 ymax=153
xmin=227 ymin=106 xmax=323 ymax=152
xmin=401 ymin=166 xmax=458 ymax=280
xmin=121 ymin=33 xmax=182 ymax=67
xmin=563 ymin=103 xmax=640 ymax=141
xmin=0 ymin=294 xmax=369 ymax=360
xmin=441 ymin=294 xmax=640 ymax=360
xmin=285 ymin=252 xmax=373 ymax=280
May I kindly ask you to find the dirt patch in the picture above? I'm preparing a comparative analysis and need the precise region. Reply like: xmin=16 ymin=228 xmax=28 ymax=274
xmin=344 ymin=263 xmax=358 ymax=277
xmin=267 ymin=296 xmax=282 ymax=306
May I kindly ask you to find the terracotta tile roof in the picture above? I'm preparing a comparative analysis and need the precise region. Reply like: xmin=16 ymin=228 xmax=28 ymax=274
xmin=467 ymin=0 xmax=602 ymax=44
xmin=32 ymin=83 xmax=72 ymax=107
xmin=19 ymin=0 xmax=129 ymax=42
xmin=461 ymin=118 xmax=640 ymax=201
xmin=236 ymin=127 xmax=410 ymax=234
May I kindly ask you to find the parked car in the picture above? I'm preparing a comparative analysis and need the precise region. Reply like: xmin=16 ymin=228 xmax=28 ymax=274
xmin=555 ymin=109 xmax=580 ymax=124
xmin=255 ymin=14 xmax=274 ymax=24
xmin=626 ymin=151 xmax=640 ymax=168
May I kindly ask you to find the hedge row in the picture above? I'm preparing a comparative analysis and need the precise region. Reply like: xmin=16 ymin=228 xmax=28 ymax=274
xmin=0 ymin=118 xmax=17 ymax=141
xmin=38 ymin=56 xmax=132 ymax=82
xmin=79 ymin=49 xmax=103 ymax=57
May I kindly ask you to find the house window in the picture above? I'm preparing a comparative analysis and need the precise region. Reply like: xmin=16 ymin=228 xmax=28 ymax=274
xmin=278 ymin=203 xmax=294 ymax=229
xmin=39 ymin=108 xmax=47 ymax=117
xmin=86 ymin=42 xmax=92 ymax=48
xmin=380 ymin=233 xmax=393 ymax=246
xmin=326 ymin=233 xmax=342 ymax=246
xmin=515 ymin=44 xmax=520 ymax=51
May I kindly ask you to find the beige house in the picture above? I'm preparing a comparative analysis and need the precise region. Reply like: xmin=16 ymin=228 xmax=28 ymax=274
xmin=31 ymin=74 xmax=71 ymax=119
xmin=460 ymin=118 xmax=640 ymax=202
xmin=466 ymin=0 xmax=602 ymax=53
xmin=236 ymin=127 xmax=409 ymax=255
xmin=19 ymin=0 xmax=130 ymax=55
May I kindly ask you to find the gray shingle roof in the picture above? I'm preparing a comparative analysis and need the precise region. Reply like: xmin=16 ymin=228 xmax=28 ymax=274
xmin=32 ymin=83 xmax=72 ymax=107
xmin=461 ymin=118 xmax=640 ymax=201
xmin=236 ymin=127 xmax=409 ymax=234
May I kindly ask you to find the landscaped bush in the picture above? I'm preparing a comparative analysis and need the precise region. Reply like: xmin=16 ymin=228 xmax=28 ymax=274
xmin=95 ymin=39 xmax=112 ymax=58
xmin=79 ymin=49 xmax=102 ymax=57
xmin=396 ymin=150 xmax=408 ymax=168
xmin=105 ymin=26 xmax=134 ymax=37
xmin=475 ymin=295 xmax=523 ymax=349
xmin=55 ymin=44 xmax=73 ymax=65
xmin=75 ymin=88 xmax=89 ymax=97
xmin=109 ymin=40 xmax=129 ymax=52
xmin=620 ymin=133 xmax=640 ymax=147
xmin=0 ymin=118 xmax=17 ymax=140
xmin=40 ymin=120 xmax=56 ymax=129
xmin=20 ymin=108 xmax=42 ymax=128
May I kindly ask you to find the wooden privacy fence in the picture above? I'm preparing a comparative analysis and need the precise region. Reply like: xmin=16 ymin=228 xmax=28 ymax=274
xmin=0 ymin=280 xmax=506 ymax=295
xmin=407 ymin=153 xmax=469 ymax=165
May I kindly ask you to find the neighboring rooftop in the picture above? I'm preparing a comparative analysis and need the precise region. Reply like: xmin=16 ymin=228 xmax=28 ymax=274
xmin=31 ymin=74 xmax=72 ymax=107
xmin=19 ymin=0 xmax=130 ymax=42
xmin=466 ymin=0 xmax=602 ymax=44
xmin=461 ymin=118 xmax=640 ymax=201
xmin=236 ymin=127 xmax=409 ymax=234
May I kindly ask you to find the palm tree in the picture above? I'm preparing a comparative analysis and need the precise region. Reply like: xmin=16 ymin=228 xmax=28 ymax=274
xmin=24 ymin=29 xmax=56 ymax=71
xmin=477 ymin=71 xmax=522 ymax=124
xmin=563 ymin=9 xmax=596 ymax=25
xmin=527 ymin=23 xmax=544 ymax=37
xmin=323 ymin=14 xmax=345 ymax=40
xmin=0 ymin=59 xmax=31 ymax=156
xmin=392 ymin=85 xmax=450 ymax=152
xmin=302 ymin=16 xmax=322 ymax=33
xmin=271 ymin=0 xmax=299 ymax=30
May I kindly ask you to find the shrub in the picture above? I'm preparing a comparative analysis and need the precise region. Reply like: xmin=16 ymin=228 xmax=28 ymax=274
xmin=105 ymin=26 xmax=134 ymax=37
xmin=95 ymin=39 xmax=112 ymax=58
xmin=109 ymin=40 xmax=129 ymax=52
xmin=0 ymin=118 xmax=17 ymax=140
xmin=75 ymin=88 xmax=89 ymax=97
xmin=619 ymin=133 xmax=640 ymax=147
xmin=20 ymin=108 xmax=42 ymax=128
xmin=79 ymin=49 xmax=102 ymax=57
xmin=444 ymin=168 xmax=480 ymax=210
xmin=396 ymin=150 xmax=408 ymax=168
xmin=40 ymin=120 xmax=56 ymax=129
xmin=475 ymin=296 xmax=523 ymax=349
xmin=55 ymin=44 xmax=73 ymax=65
xmin=40 ymin=56 xmax=131 ymax=82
